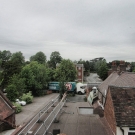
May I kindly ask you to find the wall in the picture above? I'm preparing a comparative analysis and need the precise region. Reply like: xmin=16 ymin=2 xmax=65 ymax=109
xmin=75 ymin=65 xmax=83 ymax=83
xmin=104 ymin=89 xmax=116 ymax=134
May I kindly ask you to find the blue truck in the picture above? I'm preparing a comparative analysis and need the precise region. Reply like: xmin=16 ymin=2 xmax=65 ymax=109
xmin=48 ymin=82 xmax=76 ymax=94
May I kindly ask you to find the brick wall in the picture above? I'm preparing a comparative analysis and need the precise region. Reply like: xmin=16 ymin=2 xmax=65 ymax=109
xmin=104 ymin=89 xmax=116 ymax=134
xmin=77 ymin=66 xmax=83 ymax=83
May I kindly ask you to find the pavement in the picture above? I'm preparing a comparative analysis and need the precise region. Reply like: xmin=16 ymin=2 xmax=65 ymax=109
xmin=1 ymin=93 xmax=59 ymax=135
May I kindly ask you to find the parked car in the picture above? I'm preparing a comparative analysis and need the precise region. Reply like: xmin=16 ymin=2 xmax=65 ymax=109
xmin=16 ymin=99 xmax=26 ymax=106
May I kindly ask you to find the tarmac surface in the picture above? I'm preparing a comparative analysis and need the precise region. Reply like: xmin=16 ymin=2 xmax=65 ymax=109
xmin=1 ymin=93 xmax=59 ymax=135
xmin=47 ymin=101 xmax=112 ymax=135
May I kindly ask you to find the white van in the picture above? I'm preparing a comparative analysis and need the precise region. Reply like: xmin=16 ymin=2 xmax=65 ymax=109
xmin=76 ymin=83 xmax=87 ymax=94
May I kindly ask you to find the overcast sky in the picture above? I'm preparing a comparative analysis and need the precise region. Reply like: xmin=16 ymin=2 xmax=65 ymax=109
xmin=0 ymin=0 xmax=135 ymax=62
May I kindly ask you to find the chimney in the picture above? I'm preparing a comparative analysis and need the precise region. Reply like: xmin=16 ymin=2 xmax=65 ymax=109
xmin=112 ymin=61 xmax=117 ymax=71
xmin=119 ymin=61 xmax=126 ymax=72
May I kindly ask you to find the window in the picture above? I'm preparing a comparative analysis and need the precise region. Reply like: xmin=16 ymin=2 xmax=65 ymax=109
xmin=78 ymin=67 xmax=81 ymax=70
xmin=130 ymin=128 xmax=135 ymax=131
xmin=128 ymin=133 xmax=135 ymax=135
xmin=128 ymin=128 xmax=135 ymax=135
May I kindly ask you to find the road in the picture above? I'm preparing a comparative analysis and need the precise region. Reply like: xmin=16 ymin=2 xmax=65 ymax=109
xmin=84 ymin=73 xmax=103 ymax=83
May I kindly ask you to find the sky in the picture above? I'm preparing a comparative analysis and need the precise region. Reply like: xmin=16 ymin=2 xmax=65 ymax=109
xmin=0 ymin=0 xmax=135 ymax=62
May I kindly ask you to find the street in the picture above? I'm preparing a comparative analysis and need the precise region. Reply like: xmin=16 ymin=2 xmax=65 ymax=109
xmin=84 ymin=73 xmax=103 ymax=83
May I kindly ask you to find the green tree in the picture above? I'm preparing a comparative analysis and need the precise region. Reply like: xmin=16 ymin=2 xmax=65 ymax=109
xmin=0 ymin=50 xmax=11 ymax=67
xmin=8 ymin=74 xmax=26 ymax=96
xmin=97 ymin=60 xmax=108 ymax=80
xmin=54 ymin=59 xmax=77 ymax=98
xmin=46 ymin=68 xmax=56 ymax=82
xmin=6 ymin=84 xmax=18 ymax=101
xmin=49 ymin=51 xmax=62 ymax=68
xmin=130 ymin=62 xmax=135 ymax=72
xmin=54 ymin=59 xmax=77 ymax=82
xmin=21 ymin=61 xmax=48 ymax=96
xmin=30 ymin=51 xmax=46 ymax=64
xmin=1 ymin=52 xmax=25 ymax=88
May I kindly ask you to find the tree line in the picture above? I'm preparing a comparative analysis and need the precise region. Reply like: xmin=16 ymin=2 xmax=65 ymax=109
xmin=0 ymin=50 xmax=77 ymax=101
xmin=0 ymin=50 xmax=135 ymax=101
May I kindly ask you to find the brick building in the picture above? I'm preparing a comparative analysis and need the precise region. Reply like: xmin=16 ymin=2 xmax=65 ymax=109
xmin=75 ymin=64 xmax=84 ymax=83
xmin=104 ymin=86 xmax=135 ymax=135
xmin=0 ymin=90 xmax=16 ymax=132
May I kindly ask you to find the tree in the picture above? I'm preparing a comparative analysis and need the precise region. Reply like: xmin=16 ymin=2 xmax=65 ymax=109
xmin=130 ymin=62 xmax=135 ymax=72
xmin=97 ymin=60 xmax=108 ymax=80
xmin=49 ymin=51 xmax=62 ymax=68
xmin=7 ymin=74 xmax=26 ymax=96
xmin=54 ymin=59 xmax=77 ymax=82
xmin=46 ymin=68 xmax=56 ymax=82
xmin=20 ymin=61 xmax=48 ymax=96
xmin=30 ymin=51 xmax=46 ymax=64
xmin=54 ymin=59 xmax=77 ymax=98
xmin=0 ymin=50 xmax=11 ymax=69
xmin=1 ymin=52 xmax=25 ymax=88
xmin=6 ymin=84 xmax=19 ymax=101
xmin=10 ymin=51 xmax=25 ymax=65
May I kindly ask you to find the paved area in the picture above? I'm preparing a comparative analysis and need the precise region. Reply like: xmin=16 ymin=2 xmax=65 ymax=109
xmin=1 ymin=93 xmax=59 ymax=135
xmin=15 ymin=93 xmax=59 ymax=126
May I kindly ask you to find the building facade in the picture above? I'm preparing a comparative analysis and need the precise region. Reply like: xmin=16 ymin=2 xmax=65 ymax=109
xmin=104 ymin=86 xmax=135 ymax=135
xmin=75 ymin=64 xmax=84 ymax=83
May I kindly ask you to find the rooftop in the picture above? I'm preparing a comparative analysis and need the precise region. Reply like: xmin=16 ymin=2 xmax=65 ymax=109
xmin=99 ymin=72 xmax=135 ymax=96
xmin=48 ymin=102 xmax=113 ymax=135
xmin=110 ymin=86 xmax=135 ymax=127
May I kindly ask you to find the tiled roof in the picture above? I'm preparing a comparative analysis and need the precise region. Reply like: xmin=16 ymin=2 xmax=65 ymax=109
xmin=109 ymin=86 xmax=135 ymax=127
xmin=111 ymin=72 xmax=135 ymax=87
xmin=99 ymin=72 xmax=135 ymax=96
xmin=98 ymin=72 xmax=119 ymax=96
xmin=0 ymin=91 xmax=15 ymax=120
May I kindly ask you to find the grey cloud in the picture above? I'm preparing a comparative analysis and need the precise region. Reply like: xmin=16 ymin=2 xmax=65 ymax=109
xmin=0 ymin=0 xmax=135 ymax=62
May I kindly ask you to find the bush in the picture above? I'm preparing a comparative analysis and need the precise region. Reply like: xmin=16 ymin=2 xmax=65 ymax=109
xmin=12 ymin=102 xmax=22 ymax=114
xmin=21 ymin=92 xmax=33 ymax=104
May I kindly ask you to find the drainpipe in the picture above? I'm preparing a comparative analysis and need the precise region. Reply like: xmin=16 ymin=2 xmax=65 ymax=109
xmin=119 ymin=126 xmax=124 ymax=135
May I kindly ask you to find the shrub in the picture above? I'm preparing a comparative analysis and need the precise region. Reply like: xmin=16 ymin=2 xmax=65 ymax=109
xmin=12 ymin=102 xmax=22 ymax=114
xmin=21 ymin=92 xmax=33 ymax=104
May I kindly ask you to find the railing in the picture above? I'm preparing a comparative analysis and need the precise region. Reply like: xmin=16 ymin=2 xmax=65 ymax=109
xmin=18 ymin=94 xmax=59 ymax=135
xmin=34 ymin=93 xmax=67 ymax=135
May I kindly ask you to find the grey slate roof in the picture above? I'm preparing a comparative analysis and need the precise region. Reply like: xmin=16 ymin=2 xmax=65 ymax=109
xmin=98 ymin=72 xmax=119 ymax=96
xmin=99 ymin=72 xmax=135 ymax=96
xmin=109 ymin=86 xmax=135 ymax=127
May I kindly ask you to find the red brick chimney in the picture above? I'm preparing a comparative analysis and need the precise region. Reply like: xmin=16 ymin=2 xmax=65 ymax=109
xmin=111 ymin=61 xmax=117 ymax=71
xmin=119 ymin=61 xmax=126 ymax=72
